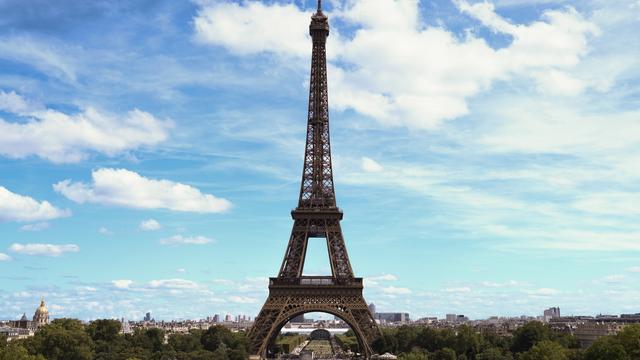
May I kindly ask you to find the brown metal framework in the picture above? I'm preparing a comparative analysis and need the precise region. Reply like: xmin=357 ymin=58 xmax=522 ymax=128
xmin=248 ymin=1 xmax=379 ymax=358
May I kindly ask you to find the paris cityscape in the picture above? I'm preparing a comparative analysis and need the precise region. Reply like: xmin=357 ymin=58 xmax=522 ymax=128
xmin=1 ymin=0 xmax=639 ymax=359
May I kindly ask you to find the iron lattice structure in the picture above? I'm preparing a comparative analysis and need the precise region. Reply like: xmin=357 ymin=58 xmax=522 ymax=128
xmin=248 ymin=1 xmax=380 ymax=358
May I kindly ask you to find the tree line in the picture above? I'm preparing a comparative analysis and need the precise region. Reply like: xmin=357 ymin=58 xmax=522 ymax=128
xmin=0 ymin=319 xmax=247 ymax=360
xmin=366 ymin=322 xmax=640 ymax=360
xmin=1 ymin=319 xmax=639 ymax=359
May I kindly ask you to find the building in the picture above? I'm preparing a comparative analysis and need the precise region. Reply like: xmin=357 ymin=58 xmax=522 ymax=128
xmin=291 ymin=314 xmax=305 ymax=323
xmin=225 ymin=314 xmax=233 ymax=322
xmin=543 ymin=307 xmax=561 ymax=322
xmin=376 ymin=313 xmax=410 ymax=323
xmin=32 ymin=298 xmax=50 ymax=327
xmin=213 ymin=314 xmax=220 ymax=323
xmin=144 ymin=312 xmax=152 ymax=322
xmin=368 ymin=303 xmax=376 ymax=317
xmin=11 ymin=314 xmax=32 ymax=330
xmin=575 ymin=323 xmax=622 ymax=348
xmin=446 ymin=314 xmax=457 ymax=323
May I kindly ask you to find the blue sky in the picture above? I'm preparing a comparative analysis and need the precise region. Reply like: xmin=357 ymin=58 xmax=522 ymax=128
xmin=0 ymin=0 xmax=639 ymax=321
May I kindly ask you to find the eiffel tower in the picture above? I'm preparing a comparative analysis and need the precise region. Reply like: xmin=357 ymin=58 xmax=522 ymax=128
xmin=248 ymin=1 xmax=380 ymax=358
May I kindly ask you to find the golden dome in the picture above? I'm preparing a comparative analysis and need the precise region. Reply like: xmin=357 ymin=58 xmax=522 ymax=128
xmin=35 ymin=298 xmax=48 ymax=314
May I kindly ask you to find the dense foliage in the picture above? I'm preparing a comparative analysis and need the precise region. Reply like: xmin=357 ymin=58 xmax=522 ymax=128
xmin=0 ymin=319 xmax=247 ymax=360
xmin=343 ymin=322 xmax=639 ymax=360
xmin=1 ymin=320 xmax=639 ymax=359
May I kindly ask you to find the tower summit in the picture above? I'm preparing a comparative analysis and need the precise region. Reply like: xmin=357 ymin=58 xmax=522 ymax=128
xmin=248 ymin=1 xmax=380 ymax=358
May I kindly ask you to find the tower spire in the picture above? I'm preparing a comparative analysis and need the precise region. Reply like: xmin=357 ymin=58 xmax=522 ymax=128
xmin=317 ymin=0 xmax=322 ymax=13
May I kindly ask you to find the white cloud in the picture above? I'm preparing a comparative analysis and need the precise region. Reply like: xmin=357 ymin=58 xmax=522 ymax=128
xmin=0 ymin=253 xmax=11 ymax=261
xmin=525 ymin=288 xmax=559 ymax=297
xmin=361 ymin=157 xmax=384 ymax=173
xmin=0 ymin=36 xmax=78 ymax=82
xmin=603 ymin=274 xmax=626 ymax=284
xmin=148 ymin=279 xmax=199 ymax=289
xmin=382 ymin=286 xmax=412 ymax=295
xmin=98 ymin=227 xmax=112 ymax=235
xmin=194 ymin=2 xmax=309 ymax=57
xmin=193 ymin=1 xmax=598 ymax=129
xmin=533 ymin=69 xmax=585 ymax=96
xmin=0 ymin=90 xmax=39 ymax=114
xmin=160 ymin=235 xmax=214 ymax=246
xmin=368 ymin=274 xmax=398 ymax=281
xmin=112 ymin=280 xmax=134 ymax=289
xmin=0 ymin=187 xmax=70 ymax=222
xmin=481 ymin=280 xmax=521 ymax=288
xmin=229 ymin=296 xmax=257 ymax=304
xmin=574 ymin=192 xmax=640 ymax=216
xmin=54 ymin=168 xmax=232 ymax=213
xmin=445 ymin=287 xmax=472 ymax=293
xmin=9 ymin=243 xmax=79 ymax=257
xmin=627 ymin=267 xmax=640 ymax=273
xmin=139 ymin=219 xmax=162 ymax=231
xmin=176 ymin=268 xmax=186 ymax=273
xmin=20 ymin=222 xmax=50 ymax=232
xmin=0 ymin=91 xmax=172 ymax=163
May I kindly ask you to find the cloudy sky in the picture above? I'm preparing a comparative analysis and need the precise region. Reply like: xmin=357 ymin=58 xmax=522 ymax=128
xmin=0 ymin=0 xmax=639 ymax=322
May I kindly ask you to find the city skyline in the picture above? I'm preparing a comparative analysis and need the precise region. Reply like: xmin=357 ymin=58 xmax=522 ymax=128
xmin=1 ymin=0 xmax=640 ymax=321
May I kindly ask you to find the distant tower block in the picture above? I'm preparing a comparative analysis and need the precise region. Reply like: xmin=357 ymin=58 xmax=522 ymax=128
xmin=247 ymin=1 xmax=379 ymax=358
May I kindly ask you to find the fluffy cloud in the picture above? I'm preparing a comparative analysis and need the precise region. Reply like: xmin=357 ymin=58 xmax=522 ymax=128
xmin=54 ymin=168 xmax=232 ymax=213
xmin=148 ymin=279 xmax=199 ymax=290
xmin=160 ymin=235 xmax=214 ymax=246
xmin=361 ymin=157 xmax=384 ymax=173
xmin=112 ymin=280 xmax=134 ymax=289
xmin=0 ymin=90 xmax=38 ymax=114
xmin=0 ymin=253 xmax=11 ymax=261
xmin=20 ymin=222 xmax=50 ymax=232
xmin=0 ymin=186 xmax=70 ymax=222
xmin=9 ymin=243 xmax=79 ymax=257
xmin=0 ymin=91 xmax=172 ymax=163
xmin=445 ymin=287 xmax=472 ymax=293
xmin=98 ymin=227 xmax=112 ymax=235
xmin=525 ymin=288 xmax=559 ymax=297
xmin=229 ymin=296 xmax=257 ymax=304
xmin=368 ymin=274 xmax=398 ymax=281
xmin=139 ymin=219 xmax=162 ymax=231
xmin=382 ymin=286 xmax=412 ymax=295
xmin=193 ymin=2 xmax=309 ymax=57
xmin=193 ymin=0 xmax=597 ymax=129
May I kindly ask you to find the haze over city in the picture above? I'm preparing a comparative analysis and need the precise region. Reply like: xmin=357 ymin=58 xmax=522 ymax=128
xmin=1 ymin=0 xmax=639 ymax=325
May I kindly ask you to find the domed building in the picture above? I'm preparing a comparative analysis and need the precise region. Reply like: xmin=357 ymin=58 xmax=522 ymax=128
xmin=32 ymin=297 xmax=50 ymax=327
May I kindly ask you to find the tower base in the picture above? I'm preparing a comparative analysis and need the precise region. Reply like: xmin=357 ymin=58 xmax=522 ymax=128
xmin=248 ymin=277 xmax=379 ymax=359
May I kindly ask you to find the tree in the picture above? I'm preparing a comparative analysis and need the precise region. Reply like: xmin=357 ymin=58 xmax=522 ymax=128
xmin=0 ymin=342 xmax=45 ymax=360
xmin=616 ymin=325 xmax=640 ymax=359
xmin=432 ymin=348 xmax=456 ymax=360
xmin=86 ymin=319 xmax=121 ymax=342
xmin=29 ymin=318 xmax=93 ymax=360
xmin=584 ymin=336 xmax=629 ymax=360
xmin=511 ymin=322 xmax=551 ymax=353
xmin=396 ymin=326 xmax=420 ymax=353
xmin=169 ymin=331 xmax=203 ymax=353
xmin=477 ymin=347 xmax=512 ymax=360
xmin=454 ymin=325 xmax=482 ymax=358
xmin=399 ymin=349 xmax=429 ymax=360
xmin=201 ymin=326 xmax=233 ymax=353
xmin=519 ymin=340 xmax=568 ymax=360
